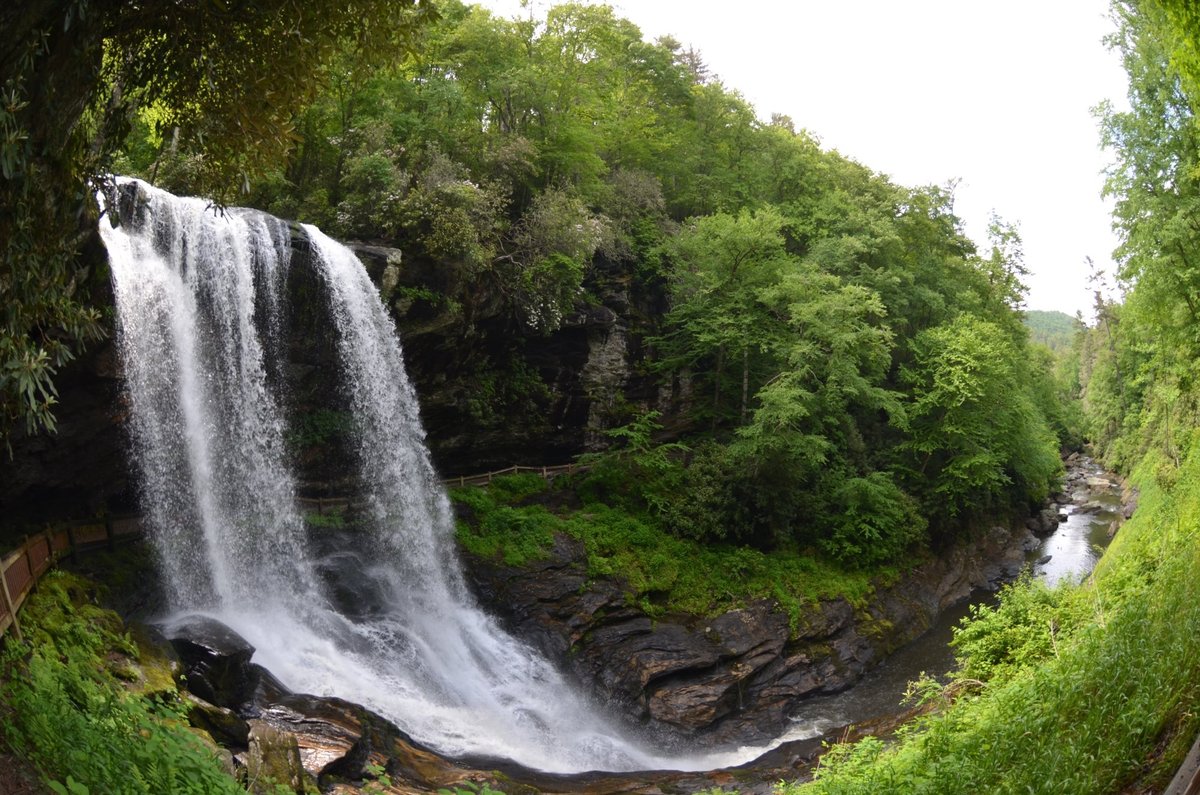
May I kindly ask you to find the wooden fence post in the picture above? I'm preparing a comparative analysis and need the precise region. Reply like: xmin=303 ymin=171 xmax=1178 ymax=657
xmin=0 ymin=557 xmax=23 ymax=643
xmin=104 ymin=513 xmax=116 ymax=551
xmin=66 ymin=524 xmax=78 ymax=562
xmin=42 ymin=530 xmax=54 ymax=571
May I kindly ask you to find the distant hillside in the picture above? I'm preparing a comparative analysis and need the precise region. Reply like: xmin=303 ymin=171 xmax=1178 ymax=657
xmin=1025 ymin=310 xmax=1082 ymax=352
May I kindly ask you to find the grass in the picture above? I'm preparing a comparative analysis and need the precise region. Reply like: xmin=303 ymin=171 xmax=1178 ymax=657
xmin=451 ymin=473 xmax=888 ymax=632
xmin=773 ymin=445 xmax=1200 ymax=794
xmin=303 ymin=511 xmax=346 ymax=530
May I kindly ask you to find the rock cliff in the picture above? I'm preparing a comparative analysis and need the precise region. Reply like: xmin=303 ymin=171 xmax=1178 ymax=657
xmin=463 ymin=521 xmax=1032 ymax=746
xmin=0 ymin=214 xmax=650 ymax=526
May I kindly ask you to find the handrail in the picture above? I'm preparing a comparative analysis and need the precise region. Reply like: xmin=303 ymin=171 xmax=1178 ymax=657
xmin=441 ymin=461 xmax=588 ymax=488
xmin=1165 ymin=730 xmax=1200 ymax=794
xmin=1 ymin=529 xmax=66 ymax=642
xmin=2 ymin=462 xmax=583 ymax=637
xmin=299 ymin=461 xmax=590 ymax=512
xmin=0 ymin=516 xmax=143 ymax=642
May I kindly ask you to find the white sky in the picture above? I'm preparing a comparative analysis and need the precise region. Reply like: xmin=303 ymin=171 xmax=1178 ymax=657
xmin=475 ymin=0 xmax=1130 ymax=317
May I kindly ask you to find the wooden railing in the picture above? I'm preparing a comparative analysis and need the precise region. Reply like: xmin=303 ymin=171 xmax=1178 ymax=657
xmin=440 ymin=462 xmax=588 ymax=488
xmin=0 ymin=516 xmax=142 ymax=642
xmin=2 ymin=462 xmax=580 ymax=636
xmin=298 ymin=462 xmax=589 ymax=513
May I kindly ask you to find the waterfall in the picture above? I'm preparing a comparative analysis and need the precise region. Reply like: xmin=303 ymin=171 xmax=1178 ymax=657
xmin=100 ymin=178 xmax=777 ymax=773
xmin=102 ymin=184 xmax=311 ymax=610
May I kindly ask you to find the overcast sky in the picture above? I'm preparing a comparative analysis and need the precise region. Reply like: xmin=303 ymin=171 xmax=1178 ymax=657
xmin=475 ymin=0 xmax=1130 ymax=317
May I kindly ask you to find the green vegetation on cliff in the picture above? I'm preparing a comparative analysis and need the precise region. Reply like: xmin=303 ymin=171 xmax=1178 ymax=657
xmin=770 ymin=1 xmax=1200 ymax=790
xmin=113 ymin=0 xmax=1073 ymax=567
xmin=453 ymin=472 xmax=883 ymax=628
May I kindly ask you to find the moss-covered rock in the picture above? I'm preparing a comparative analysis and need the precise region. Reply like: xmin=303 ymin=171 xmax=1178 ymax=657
xmin=241 ymin=719 xmax=309 ymax=794
xmin=127 ymin=622 xmax=182 ymax=698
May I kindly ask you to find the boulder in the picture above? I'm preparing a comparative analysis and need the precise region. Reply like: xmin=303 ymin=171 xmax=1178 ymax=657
xmin=239 ymin=719 xmax=308 ymax=794
xmin=1030 ymin=507 xmax=1061 ymax=537
xmin=187 ymin=693 xmax=251 ymax=747
xmin=257 ymin=695 xmax=393 ymax=782
xmin=164 ymin=615 xmax=288 ymax=711
xmin=128 ymin=622 xmax=183 ymax=697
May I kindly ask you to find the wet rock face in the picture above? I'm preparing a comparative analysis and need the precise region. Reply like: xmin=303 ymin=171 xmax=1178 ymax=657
xmin=164 ymin=614 xmax=290 ymax=712
xmin=462 ymin=521 xmax=1032 ymax=747
xmin=0 ymin=336 xmax=132 ymax=527
xmin=165 ymin=615 xmax=259 ymax=708
xmin=0 ymin=224 xmax=652 ymax=527
xmin=153 ymin=617 xmax=810 ymax=794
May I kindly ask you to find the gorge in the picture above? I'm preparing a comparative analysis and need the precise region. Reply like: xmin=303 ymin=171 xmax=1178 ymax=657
xmin=6 ymin=1 xmax=1200 ymax=792
xmin=83 ymin=177 xmax=1126 ymax=789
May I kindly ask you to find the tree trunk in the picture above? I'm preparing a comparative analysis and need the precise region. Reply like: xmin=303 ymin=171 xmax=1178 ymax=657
xmin=740 ymin=346 xmax=749 ymax=425
xmin=712 ymin=345 xmax=723 ymax=431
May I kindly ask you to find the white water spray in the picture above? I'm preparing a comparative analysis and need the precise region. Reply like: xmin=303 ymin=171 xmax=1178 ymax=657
xmin=101 ymin=178 xmax=800 ymax=773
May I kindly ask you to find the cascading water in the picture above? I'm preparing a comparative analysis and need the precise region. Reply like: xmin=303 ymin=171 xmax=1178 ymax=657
xmin=100 ymin=178 xmax=783 ymax=774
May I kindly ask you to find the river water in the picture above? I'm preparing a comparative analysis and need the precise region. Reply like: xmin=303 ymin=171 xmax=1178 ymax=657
xmin=772 ymin=455 xmax=1124 ymax=738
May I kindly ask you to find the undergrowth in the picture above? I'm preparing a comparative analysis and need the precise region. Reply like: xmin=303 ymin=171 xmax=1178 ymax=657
xmin=0 ymin=572 xmax=244 ymax=794
xmin=452 ymin=473 xmax=886 ymax=631
xmin=773 ymin=445 xmax=1200 ymax=794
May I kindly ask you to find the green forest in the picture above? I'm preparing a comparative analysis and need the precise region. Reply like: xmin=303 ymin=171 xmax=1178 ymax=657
xmin=118 ymin=0 xmax=1073 ymax=567
xmin=3 ymin=0 xmax=1200 ymax=792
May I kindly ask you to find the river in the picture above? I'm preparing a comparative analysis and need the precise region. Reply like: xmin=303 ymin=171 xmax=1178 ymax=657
xmin=776 ymin=454 xmax=1125 ymax=739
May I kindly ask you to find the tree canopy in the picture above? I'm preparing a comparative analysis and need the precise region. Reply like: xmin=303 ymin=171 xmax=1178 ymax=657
xmin=0 ymin=0 xmax=1068 ymax=565
xmin=109 ymin=0 xmax=1070 ymax=563
xmin=0 ymin=0 xmax=434 ymax=443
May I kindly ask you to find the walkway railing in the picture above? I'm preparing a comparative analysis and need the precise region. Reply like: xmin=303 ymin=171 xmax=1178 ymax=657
xmin=1 ymin=462 xmax=580 ymax=637
xmin=441 ymin=462 xmax=587 ymax=488
xmin=299 ymin=461 xmax=589 ymax=513
xmin=0 ymin=516 xmax=142 ymax=642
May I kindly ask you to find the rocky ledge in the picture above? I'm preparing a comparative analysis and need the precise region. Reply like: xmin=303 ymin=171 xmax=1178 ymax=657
xmin=152 ymin=615 xmax=830 ymax=794
xmin=462 ymin=520 xmax=1032 ymax=748
xmin=461 ymin=454 xmax=1132 ymax=748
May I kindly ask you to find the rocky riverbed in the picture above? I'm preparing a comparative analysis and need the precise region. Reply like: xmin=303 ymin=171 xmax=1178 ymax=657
xmin=459 ymin=452 xmax=1134 ymax=750
xmin=105 ymin=453 xmax=1133 ymax=794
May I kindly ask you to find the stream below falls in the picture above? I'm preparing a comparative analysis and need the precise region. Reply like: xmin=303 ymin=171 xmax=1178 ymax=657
xmin=777 ymin=454 xmax=1125 ymax=741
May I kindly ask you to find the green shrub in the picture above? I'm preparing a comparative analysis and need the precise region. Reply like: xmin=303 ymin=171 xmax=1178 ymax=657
xmin=1 ymin=573 xmax=243 ymax=795
xmin=950 ymin=574 xmax=1080 ymax=686
xmin=452 ymin=483 xmax=560 ymax=566
xmin=485 ymin=473 xmax=548 ymax=504
xmin=822 ymin=473 xmax=927 ymax=566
